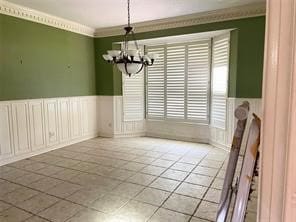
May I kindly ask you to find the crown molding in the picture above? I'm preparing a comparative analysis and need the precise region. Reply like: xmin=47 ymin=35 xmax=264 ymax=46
xmin=94 ymin=2 xmax=266 ymax=38
xmin=0 ymin=0 xmax=265 ymax=38
xmin=0 ymin=0 xmax=95 ymax=37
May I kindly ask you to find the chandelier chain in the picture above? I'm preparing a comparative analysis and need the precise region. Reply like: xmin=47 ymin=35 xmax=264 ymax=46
xmin=127 ymin=0 xmax=131 ymax=27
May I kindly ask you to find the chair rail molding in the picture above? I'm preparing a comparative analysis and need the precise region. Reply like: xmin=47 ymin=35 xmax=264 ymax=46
xmin=259 ymin=0 xmax=296 ymax=221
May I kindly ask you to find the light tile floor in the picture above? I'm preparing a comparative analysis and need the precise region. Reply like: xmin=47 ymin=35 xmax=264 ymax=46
xmin=0 ymin=137 xmax=232 ymax=222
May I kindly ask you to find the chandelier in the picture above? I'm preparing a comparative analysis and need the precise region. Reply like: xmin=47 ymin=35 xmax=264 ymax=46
xmin=102 ymin=0 xmax=158 ymax=76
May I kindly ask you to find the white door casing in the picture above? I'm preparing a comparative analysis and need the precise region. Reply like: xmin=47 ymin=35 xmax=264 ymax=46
xmin=259 ymin=0 xmax=296 ymax=221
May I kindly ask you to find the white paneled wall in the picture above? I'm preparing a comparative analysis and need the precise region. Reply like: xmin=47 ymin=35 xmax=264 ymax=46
xmin=70 ymin=98 xmax=82 ymax=139
xmin=97 ymin=96 xmax=146 ymax=138
xmin=28 ymin=100 xmax=46 ymax=151
xmin=146 ymin=120 xmax=210 ymax=143
xmin=0 ymin=102 xmax=14 ymax=160
xmin=44 ymin=99 xmax=59 ymax=146
xmin=59 ymin=99 xmax=71 ymax=143
xmin=0 ymin=96 xmax=99 ymax=166
xmin=0 ymin=95 xmax=262 ymax=165
xmin=11 ymin=101 xmax=31 ymax=155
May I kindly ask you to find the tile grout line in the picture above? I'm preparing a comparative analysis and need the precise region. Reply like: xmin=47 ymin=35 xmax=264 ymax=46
xmin=188 ymin=157 xmax=227 ymax=222
xmin=144 ymin=151 xmax=210 ymax=222
xmin=0 ymin=138 xmax=227 ymax=222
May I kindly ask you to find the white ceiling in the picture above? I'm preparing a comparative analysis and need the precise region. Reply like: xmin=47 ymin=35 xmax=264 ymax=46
xmin=6 ymin=0 xmax=265 ymax=29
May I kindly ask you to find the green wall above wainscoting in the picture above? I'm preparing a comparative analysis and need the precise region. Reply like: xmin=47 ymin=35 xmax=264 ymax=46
xmin=0 ymin=13 xmax=265 ymax=101
xmin=94 ymin=16 xmax=265 ymax=98
xmin=0 ymin=14 xmax=96 ymax=101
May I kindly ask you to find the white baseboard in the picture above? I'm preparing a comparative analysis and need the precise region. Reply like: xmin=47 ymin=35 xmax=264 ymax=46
xmin=114 ymin=132 xmax=146 ymax=138
xmin=145 ymin=132 xmax=209 ymax=144
xmin=209 ymin=140 xmax=231 ymax=152
xmin=0 ymin=133 xmax=99 ymax=166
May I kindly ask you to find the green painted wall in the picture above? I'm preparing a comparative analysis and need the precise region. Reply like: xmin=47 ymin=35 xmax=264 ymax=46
xmin=0 ymin=14 xmax=265 ymax=100
xmin=0 ymin=14 xmax=96 ymax=101
xmin=94 ymin=16 xmax=265 ymax=98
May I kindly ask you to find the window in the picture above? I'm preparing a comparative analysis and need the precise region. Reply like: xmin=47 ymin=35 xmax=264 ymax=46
xmin=146 ymin=34 xmax=230 ymax=126
xmin=211 ymin=34 xmax=230 ymax=129
xmin=121 ymin=34 xmax=230 ymax=125
xmin=146 ymin=40 xmax=211 ymax=123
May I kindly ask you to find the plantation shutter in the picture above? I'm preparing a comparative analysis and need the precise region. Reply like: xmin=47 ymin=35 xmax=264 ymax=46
xmin=166 ymin=45 xmax=186 ymax=119
xmin=187 ymin=40 xmax=211 ymax=123
xmin=211 ymin=34 xmax=230 ymax=129
xmin=123 ymin=72 xmax=144 ymax=121
xmin=146 ymin=46 xmax=165 ymax=119
xmin=122 ymin=44 xmax=145 ymax=121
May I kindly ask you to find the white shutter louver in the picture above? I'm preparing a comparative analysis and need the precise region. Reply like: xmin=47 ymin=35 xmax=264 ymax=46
xmin=147 ymin=46 xmax=165 ymax=119
xmin=123 ymin=72 xmax=144 ymax=121
xmin=211 ymin=34 xmax=230 ymax=129
xmin=122 ymin=44 xmax=145 ymax=122
xmin=187 ymin=41 xmax=211 ymax=123
xmin=146 ymin=37 xmax=230 ymax=125
xmin=166 ymin=45 xmax=186 ymax=119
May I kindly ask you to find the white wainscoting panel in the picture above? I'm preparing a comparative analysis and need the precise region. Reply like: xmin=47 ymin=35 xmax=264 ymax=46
xmin=209 ymin=97 xmax=262 ymax=151
xmin=11 ymin=101 xmax=31 ymax=155
xmin=0 ymin=96 xmax=99 ymax=166
xmin=28 ymin=100 xmax=46 ymax=151
xmin=97 ymin=96 xmax=146 ymax=137
xmin=0 ymin=95 xmax=261 ymax=165
xmin=146 ymin=120 xmax=210 ymax=143
xmin=44 ymin=99 xmax=59 ymax=146
xmin=97 ymin=96 xmax=114 ymax=137
xmin=59 ymin=98 xmax=71 ymax=143
xmin=113 ymin=96 xmax=145 ymax=137
xmin=70 ymin=98 xmax=82 ymax=139
xmin=81 ymin=97 xmax=98 ymax=136
xmin=0 ymin=102 xmax=14 ymax=160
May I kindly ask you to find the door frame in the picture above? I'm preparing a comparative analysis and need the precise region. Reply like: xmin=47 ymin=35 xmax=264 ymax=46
xmin=259 ymin=0 xmax=296 ymax=221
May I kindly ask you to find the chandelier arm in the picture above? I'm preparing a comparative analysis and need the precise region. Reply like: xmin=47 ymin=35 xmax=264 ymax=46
xmin=135 ymin=63 xmax=145 ymax=74
xmin=147 ymin=59 xmax=154 ymax=66
xmin=124 ymin=62 xmax=132 ymax=77
xmin=130 ymin=31 xmax=141 ymax=56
